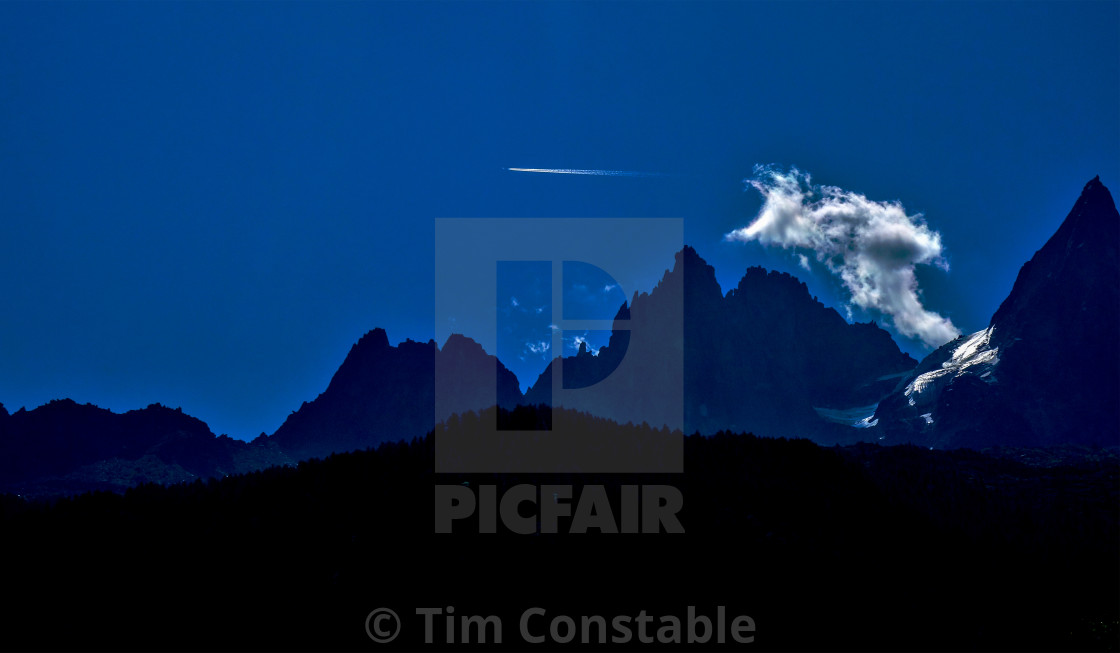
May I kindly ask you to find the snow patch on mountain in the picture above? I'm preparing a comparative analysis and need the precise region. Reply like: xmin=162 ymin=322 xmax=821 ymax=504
xmin=905 ymin=326 xmax=1000 ymax=407
xmin=814 ymin=403 xmax=880 ymax=428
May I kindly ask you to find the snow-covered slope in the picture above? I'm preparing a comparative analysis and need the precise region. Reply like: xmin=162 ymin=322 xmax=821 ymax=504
xmin=904 ymin=326 xmax=1000 ymax=410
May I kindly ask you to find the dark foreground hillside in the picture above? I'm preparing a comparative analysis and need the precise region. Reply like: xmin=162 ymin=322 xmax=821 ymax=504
xmin=3 ymin=407 xmax=1116 ymax=652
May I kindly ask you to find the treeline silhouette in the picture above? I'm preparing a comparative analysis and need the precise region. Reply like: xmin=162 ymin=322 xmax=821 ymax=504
xmin=436 ymin=404 xmax=681 ymax=472
xmin=1 ymin=405 xmax=1116 ymax=651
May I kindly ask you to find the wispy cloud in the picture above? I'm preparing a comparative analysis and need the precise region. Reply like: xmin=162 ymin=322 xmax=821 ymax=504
xmin=526 ymin=340 xmax=550 ymax=356
xmin=725 ymin=165 xmax=959 ymax=348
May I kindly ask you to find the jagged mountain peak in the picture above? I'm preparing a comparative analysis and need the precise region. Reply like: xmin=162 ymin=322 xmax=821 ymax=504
xmin=357 ymin=327 xmax=391 ymax=350
xmin=1069 ymin=174 xmax=1115 ymax=233
xmin=637 ymin=246 xmax=723 ymax=308
xmin=1082 ymin=174 xmax=1105 ymax=196
xmin=268 ymin=328 xmax=523 ymax=460
xmin=730 ymin=266 xmax=815 ymax=303
xmin=875 ymin=176 xmax=1120 ymax=448
xmin=675 ymin=245 xmax=723 ymax=298
xmin=999 ymin=174 xmax=1119 ymax=334
xmin=441 ymin=332 xmax=489 ymax=357
xmin=525 ymin=245 xmax=916 ymax=440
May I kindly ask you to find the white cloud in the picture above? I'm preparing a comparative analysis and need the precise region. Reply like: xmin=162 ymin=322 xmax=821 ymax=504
xmin=725 ymin=165 xmax=959 ymax=348
xmin=511 ymin=297 xmax=519 ymax=307
xmin=526 ymin=340 xmax=550 ymax=356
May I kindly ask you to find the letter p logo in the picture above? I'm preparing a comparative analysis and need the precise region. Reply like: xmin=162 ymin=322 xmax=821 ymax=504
xmin=435 ymin=218 xmax=683 ymax=473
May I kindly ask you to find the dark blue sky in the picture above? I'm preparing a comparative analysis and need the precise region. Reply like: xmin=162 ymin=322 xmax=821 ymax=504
xmin=2 ymin=1 xmax=1116 ymax=439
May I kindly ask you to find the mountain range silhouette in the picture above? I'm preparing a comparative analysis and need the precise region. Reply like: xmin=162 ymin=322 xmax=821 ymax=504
xmin=1 ymin=177 xmax=1117 ymax=495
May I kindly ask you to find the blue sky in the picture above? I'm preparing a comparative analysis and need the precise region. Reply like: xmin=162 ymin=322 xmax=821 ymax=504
xmin=1 ymin=1 xmax=1116 ymax=438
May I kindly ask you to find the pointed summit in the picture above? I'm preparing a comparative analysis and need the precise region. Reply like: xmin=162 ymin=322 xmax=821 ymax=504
xmin=1068 ymin=175 xmax=1114 ymax=232
xmin=875 ymin=177 xmax=1120 ymax=448
xmin=358 ymin=327 xmax=391 ymax=351
xmin=673 ymin=245 xmax=723 ymax=305
xmin=990 ymin=176 xmax=1119 ymax=333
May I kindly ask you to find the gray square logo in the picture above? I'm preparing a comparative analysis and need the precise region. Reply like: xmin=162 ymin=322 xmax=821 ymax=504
xmin=435 ymin=218 xmax=683 ymax=473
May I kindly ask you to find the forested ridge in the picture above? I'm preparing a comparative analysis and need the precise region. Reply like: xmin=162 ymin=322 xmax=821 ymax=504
xmin=3 ymin=406 xmax=1115 ymax=651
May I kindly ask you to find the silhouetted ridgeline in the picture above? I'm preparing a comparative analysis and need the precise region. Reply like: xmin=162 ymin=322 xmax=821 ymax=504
xmin=1 ymin=178 xmax=1117 ymax=651
xmin=2 ymin=406 xmax=1116 ymax=652
xmin=3 ymin=179 xmax=1117 ymax=499
xmin=1 ymin=246 xmax=924 ymax=497
xmin=0 ymin=399 xmax=290 ymax=498
xmin=524 ymin=246 xmax=917 ymax=441
xmin=264 ymin=329 xmax=524 ymax=461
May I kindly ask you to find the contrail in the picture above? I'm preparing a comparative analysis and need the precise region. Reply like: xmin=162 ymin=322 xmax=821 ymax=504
xmin=506 ymin=167 xmax=665 ymax=178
